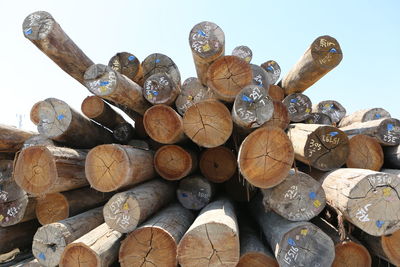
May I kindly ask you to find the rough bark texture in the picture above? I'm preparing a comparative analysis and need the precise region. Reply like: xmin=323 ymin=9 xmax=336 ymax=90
xmin=177 ymin=198 xmax=240 ymax=267
xmin=282 ymin=93 xmax=312 ymax=122
xmin=313 ymin=100 xmax=346 ymax=124
xmin=287 ymin=124 xmax=349 ymax=171
xmin=32 ymin=207 xmax=104 ymax=267
xmin=384 ymin=145 xmax=400 ymax=168
xmin=183 ymin=99 xmax=233 ymax=148
xmin=103 ymin=179 xmax=176 ymax=233
xmin=238 ymin=127 xmax=294 ymax=188
xmin=304 ymin=112 xmax=332 ymax=125
xmin=262 ymin=101 xmax=290 ymax=130
xmin=119 ymin=203 xmax=195 ymax=267
xmin=346 ymin=134 xmax=384 ymax=171
xmin=60 ymin=223 xmax=123 ymax=267
xmin=177 ymin=175 xmax=215 ymax=210
xmin=199 ymin=146 xmax=237 ymax=183
xmin=268 ymin=85 xmax=284 ymax=101
xmin=207 ymin=56 xmax=253 ymax=102
xmin=281 ymin=35 xmax=343 ymax=95
xmin=339 ymin=108 xmax=391 ymax=128
xmin=22 ymin=11 xmax=93 ymax=85
xmin=108 ymin=52 xmax=144 ymax=86
xmin=0 ymin=220 xmax=41 ymax=254
xmin=261 ymin=60 xmax=281 ymax=85
xmin=0 ymin=124 xmax=34 ymax=153
xmin=189 ymin=21 xmax=225 ymax=85
xmin=85 ymin=144 xmax=155 ymax=192
xmin=232 ymin=45 xmax=252 ymax=63
xmin=261 ymin=169 xmax=326 ymax=221
xmin=14 ymin=145 xmax=88 ymax=196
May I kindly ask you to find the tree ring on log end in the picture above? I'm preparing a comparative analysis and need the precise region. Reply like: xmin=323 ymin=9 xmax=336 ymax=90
xmin=382 ymin=230 xmax=400 ymax=265
xmin=22 ymin=11 xmax=54 ymax=40
xmin=189 ymin=21 xmax=225 ymax=59
xmin=60 ymin=243 xmax=99 ymax=267
xmin=36 ymin=193 xmax=69 ymax=225
xmin=81 ymin=96 xmax=105 ymax=118
xmin=199 ymin=146 xmax=237 ymax=183
xmin=109 ymin=52 xmax=141 ymax=80
xmin=143 ymin=73 xmax=178 ymax=105
xmin=154 ymin=145 xmax=192 ymax=180
xmin=333 ymin=241 xmax=371 ymax=267
xmin=37 ymin=98 xmax=72 ymax=138
xmin=84 ymin=64 xmax=118 ymax=96
xmin=311 ymin=35 xmax=343 ymax=68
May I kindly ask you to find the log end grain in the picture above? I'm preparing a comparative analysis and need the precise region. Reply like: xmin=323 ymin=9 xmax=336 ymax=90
xmin=81 ymin=96 xmax=106 ymax=119
xmin=237 ymin=253 xmax=278 ymax=267
xmin=143 ymin=73 xmax=179 ymax=106
xmin=315 ymin=100 xmax=346 ymax=123
xmin=35 ymin=193 xmax=69 ymax=225
xmin=304 ymin=112 xmax=332 ymax=125
xmin=199 ymin=146 xmax=237 ymax=183
xmin=177 ymin=175 xmax=214 ymax=210
xmin=175 ymin=77 xmax=212 ymax=116
xmin=250 ymin=64 xmax=270 ymax=89
xmin=332 ymin=241 xmax=371 ymax=267
xmin=347 ymin=134 xmax=384 ymax=171
xmin=59 ymin=243 xmax=99 ymax=267
xmin=22 ymin=11 xmax=54 ymax=40
xmin=109 ymin=52 xmax=143 ymax=86
xmin=30 ymin=101 xmax=44 ymax=125
xmin=262 ymin=101 xmax=290 ymax=130
xmin=311 ymin=36 xmax=343 ymax=69
xmin=189 ymin=21 xmax=225 ymax=60
xmin=154 ymin=145 xmax=194 ymax=180
xmin=37 ymin=98 xmax=72 ymax=138
xmin=84 ymin=64 xmax=118 ymax=96
xmin=232 ymin=45 xmax=252 ymax=63
xmin=261 ymin=60 xmax=281 ymax=85
xmin=381 ymin=230 xmax=400 ymax=265
xmin=283 ymin=93 xmax=312 ymax=122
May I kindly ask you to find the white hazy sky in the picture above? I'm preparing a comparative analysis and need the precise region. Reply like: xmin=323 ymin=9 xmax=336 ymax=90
xmin=1 ymin=0 xmax=399 ymax=131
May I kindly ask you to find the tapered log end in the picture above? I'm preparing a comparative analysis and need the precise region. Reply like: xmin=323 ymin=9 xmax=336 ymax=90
xmin=347 ymin=134 xmax=384 ymax=171
xmin=382 ymin=230 xmax=400 ymax=265
xmin=199 ymin=146 xmax=237 ymax=183
xmin=36 ymin=193 xmax=69 ymax=225
xmin=311 ymin=36 xmax=343 ymax=68
xmin=119 ymin=227 xmax=177 ymax=267
xmin=237 ymin=253 xmax=279 ymax=267
xmin=37 ymin=98 xmax=72 ymax=139
xmin=14 ymin=145 xmax=57 ymax=195
xmin=81 ymin=96 xmax=105 ymax=118
xmin=154 ymin=145 xmax=193 ymax=180
xmin=60 ymin=243 xmax=99 ymax=267
xmin=22 ymin=11 xmax=54 ymax=40
xmin=332 ymin=241 xmax=371 ymax=267
xmin=189 ymin=21 xmax=225 ymax=59
xmin=84 ymin=64 xmax=117 ymax=96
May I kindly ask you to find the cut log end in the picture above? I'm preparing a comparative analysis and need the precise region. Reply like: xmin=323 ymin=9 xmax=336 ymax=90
xmin=60 ymin=243 xmax=99 ymax=267
xmin=154 ymin=145 xmax=194 ymax=180
xmin=175 ymin=77 xmax=212 ymax=116
xmin=283 ymin=93 xmax=312 ymax=122
xmin=315 ymin=100 xmax=346 ymax=123
xmin=262 ymin=101 xmax=290 ymax=130
xmin=311 ymin=36 xmax=343 ymax=68
xmin=237 ymin=253 xmax=278 ymax=267
xmin=22 ymin=11 xmax=55 ymax=40
xmin=347 ymin=134 xmax=384 ymax=171
xmin=304 ymin=112 xmax=332 ymax=125
xmin=108 ymin=52 xmax=143 ymax=85
xmin=37 ymin=99 xmax=72 ymax=138
xmin=30 ymin=101 xmax=44 ymax=125
xmin=261 ymin=60 xmax=281 ymax=85
xmin=84 ymin=64 xmax=117 ymax=96
xmin=189 ymin=21 xmax=225 ymax=59
xmin=199 ymin=146 xmax=237 ymax=183
xmin=81 ymin=96 xmax=106 ymax=118
xmin=177 ymin=175 xmax=214 ymax=210
xmin=232 ymin=45 xmax=252 ymax=63
xmin=36 ymin=193 xmax=69 ymax=225
xmin=143 ymin=73 xmax=179 ymax=106
xmin=333 ymin=241 xmax=371 ymax=267
xmin=268 ymin=85 xmax=284 ymax=101
xmin=381 ymin=230 xmax=400 ymax=265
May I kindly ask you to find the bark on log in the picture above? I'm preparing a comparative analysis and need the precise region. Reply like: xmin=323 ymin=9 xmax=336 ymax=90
xmin=261 ymin=60 xmax=281 ymax=85
xmin=85 ymin=144 xmax=155 ymax=192
xmin=207 ymin=56 xmax=253 ymax=102
xmin=199 ymin=146 xmax=237 ymax=183
xmin=261 ymin=169 xmax=326 ymax=221
xmin=189 ymin=21 xmax=225 ymax=85
xmin=231 ymin=85 xmax=274 ymax=131
xmin=223 ymin=173 xmax=257 ymax=202
xmin=175 ymin=77 xmax=214 ymax=116
xmin=0 ymin=220 xmax=41 ymax=254
xmin=177 ymin=175 xmax=215 ymax=210
xmin=154 ymin=145 xmax=197 ymax=181
xmin=318 ymin=168 xmax=400 ymax=236
xmin=177 ymin=198 xmax=240 ymax=267
xmin=340 ymin=118 xmax=400 ymax=146
xmin=113 ymin=122 xmax=135 ymax=144
xmin=313 ymin=100 xmax=346 ymax=124
xmin=37 ymin=98 xmax=113 ymax=148
xmin=262 ymin=101 xmax=290 ymax=130
xmin=103 ymin=179 xmax=176 ymax=233
xmin=346 ymin=134 xmax=384 ymax=171
xmin=22 ymin=11 xmax=93 ymax=85
xmin=250 ymin=64 xmax=270 ymax=89
xmin=287 ymin=124 xmax=349 ymax=171
xmin=183 ymin=99 xmax=233 ymax=148
xmin=143 ymin=104 xmax=186 ymax=144
xmin=238 ymin=127 xmax=294 ymax=188
xmin=384 ymin=145 xmax=400 ymax=168
xmin=35 ymin=187 xmax=113 ymax=225
xmin=81 ymin=96 xmax=126 ymax=130
xmin=0 ymin=124 xmax=34 ymax=153
xmin=14 ymin=145 xmax=88 ymax=196
xmin=84 ymin=64 xmax=151 ymax=115
xmin=232 ymin=45 xmax=252 ymax=63
xmin=282 ymin=93 xmax=312 ymax=122
xmin=59 ymin=223 xmax=122 ymax=267
xmin=119 ymin=203 xmax=195 ymax=267
xmin=304 ymin=112 xmax=332 ymax=125
xmin=268 ymin=84 xmax=284 ymax=101
xmin=280 ymin=35 xmax=343 ymax=95
xmin=108 ymin=52 xmax=144 ymax=86
xmin=30 ymin=101 xmax=44 ymax=125
xmin=22 ymin=134 xmax=55 ymax=149
xmin=249 ymin=195 xmax=335 ymax=267
xmin=339 ymin=108 xmax=391 ymax=128
xmin=141 ymin=53 xmax=181 ymax=87
xmin=143 ymin=73 xmax=180 ymax=106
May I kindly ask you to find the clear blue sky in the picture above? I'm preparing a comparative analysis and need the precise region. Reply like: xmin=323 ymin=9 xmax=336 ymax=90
xmin=1 ymin=0 xmax=399 ymax=130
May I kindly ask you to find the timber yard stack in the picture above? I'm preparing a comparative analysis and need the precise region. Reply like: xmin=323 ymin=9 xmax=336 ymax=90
xmin=1 ymin=10 xmax=400 ymax=267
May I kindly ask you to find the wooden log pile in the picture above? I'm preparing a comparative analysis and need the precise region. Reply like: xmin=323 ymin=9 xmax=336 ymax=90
xmin=2 ymin=10 xmax=400 ymax=267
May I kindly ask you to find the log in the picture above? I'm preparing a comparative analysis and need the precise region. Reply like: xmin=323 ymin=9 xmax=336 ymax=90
xmin=22 ymin=134 xmax=55 ymax=149
xmin=199 ymin=146 xmax=237 ymax=183
xmin=261 ymin=100 xmax=290 ymax=130
xmin=318 ymin=168 xmax=400 ymax=236
xmin=238 ymin=127 xmax=294 ymax=188
xmin=339 ymin=108 xmax=391 ymax=128
xmin=312 ymin=217 xmax=372 ymax=267
xmin=177 ymin=198 xmax=240 ymax=266
xmin=143 ymin=72 xmax=180 ymax=106
xmin=313 ymin=100 xmax=346 ymax=124
xmin=175 ymin=77 xmax=213 ymax=116
xmin=384 ymin=145 xmax=400 ymax=168
xmin=183 ymin=99 xmax=233 ymax=148
xmin=0 ymin=160 xmax=20 ymax=203
xmin=0 ymin=220 xmax=41 ymax=254
xmin=14 ymin=145 xmax=88 ymax=195
xmin=177 ymin=175 xmax=215 ymax=210
xmin=30 ymin=101 xmax=44 ymax=125
xmin=85 ymin=144 xmax=155 ymax=192
xmin=249 ymin=195 xmax=335 ymax=267
xmin=35 ymin=187 xmax=113 ymax=225
xmin=12 ymin=258 xmax=41 ymax=267
xmin=268 ymin=84 xmax=284 ymax=101
xmin=113 ymin=122 xmax=135 ymax=144
xmin=84 ymin=64 xmax=151 ymax=115
xmin=232 ymin=45 xmax=252 ymax=63
xmin=346 ymin=134 xmax=384 ymax=171
xmin=22 ymin=11 xmax=93 ymax=85
xmin=108 ymin=52 xmax=144 ymax=86
xmin=223 ymin=173 xmax=257 ymax=202
xmin=250 ymin=64 xmax=270 ymax=89
xmin=0 ymin=196 xmax=37 ymax=227
xmin=103 ymin=179 xmax=176 ymax=233
xmin=81 ymin=95 xmax=126 ymax=130
xmin=119 ymin=203 xmax=195 ymax=267
xmin=287 ymin=124 xmax=349 ymax=171
xmin=261 ymin=60 xmax=281 ymax=85
xmin=141 ymin=53 xmax=181 ymax=87
xmin=0 ymin=124 xmax=34 ymax=153
xmin=59 ymin=223 xmax=122 ymax=267
xmin=207 ymin=55 xmax=253 ymax=102
xmin=280 ymin=35 xmax=343 ymax=95
xmin=261 ymin=169 xmax=326 ymax=221
xmin=143 ymin=104 xmax=186 ymax=144
xmin=189 ymin=21 xmax=225 ymax=85
xmin=340 ymin=118 xmax=400 ymax=146
xmin=231 ymin=85 xmax=274 ymax=131
xmin=282 ymin=93 xmax=312 ymax=122
xmin=37 ymin=98 xmax=113 ymax=148
xmin=32 ymin=207 xmax=104 ymax=267
xmin=304 ymin=112 xmax=332 ymax=125
xmin=154 ymin=145 xmax=197 ymax=180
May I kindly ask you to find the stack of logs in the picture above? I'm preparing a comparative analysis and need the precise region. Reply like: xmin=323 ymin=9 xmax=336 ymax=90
xmin=1 ymin=10 xmax=400 ymax=267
